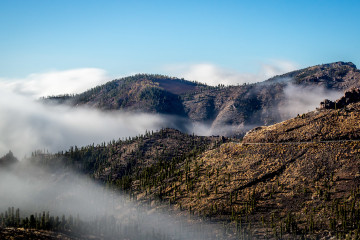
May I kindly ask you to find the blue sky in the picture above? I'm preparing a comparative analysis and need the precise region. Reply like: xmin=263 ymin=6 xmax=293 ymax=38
xmin=0 ymin=0 xmax=359 ymax=80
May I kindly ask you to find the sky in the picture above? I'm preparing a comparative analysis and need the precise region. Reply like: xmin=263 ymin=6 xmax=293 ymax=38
xmin=0 ymin=0 xmax=357 ymax=156
xmin=0 ymin=0 xmax=359 ymax=91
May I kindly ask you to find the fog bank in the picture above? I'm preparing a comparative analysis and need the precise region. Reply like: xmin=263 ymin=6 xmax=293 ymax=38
xmin=0 ymin=88 xmax=186 ymax=157
xmin=280 ymin=83 xmax=343 ymax=119
xmin=0 ymin=160 xmax=235 ymax=239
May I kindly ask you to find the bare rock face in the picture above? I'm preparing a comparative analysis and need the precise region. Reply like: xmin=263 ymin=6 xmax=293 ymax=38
xmin=321 ymin=88 xmax=360 ymax=109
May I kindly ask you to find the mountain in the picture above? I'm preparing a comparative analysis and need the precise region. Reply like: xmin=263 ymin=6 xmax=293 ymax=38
xmin=30 ymin=128 xmax=227 ymax=186
xmin=0 ymin=151 xmax=18 ymax=167
xmin=46 ymin=62 xmax=360 ymax=135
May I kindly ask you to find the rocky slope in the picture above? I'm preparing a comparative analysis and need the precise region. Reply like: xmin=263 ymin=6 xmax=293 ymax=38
xmin=30 ymin=128 xmax=227 ymax=185
xmin=46 ymin=62 xmax=360 ymax=135
xmin=243 ymin=88 xmax=360 ymax=143
xmin=115 ymin=91 xmax=360 ymax=239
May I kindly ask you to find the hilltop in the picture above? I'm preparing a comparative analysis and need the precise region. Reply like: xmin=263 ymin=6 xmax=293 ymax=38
xmin=45 ymin=74 xmax=208 ymax=116
xmin=46 ymin=62 xmax=360 ymax=136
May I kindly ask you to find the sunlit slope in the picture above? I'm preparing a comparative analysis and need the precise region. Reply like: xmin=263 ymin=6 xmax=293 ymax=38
xmin=128 ymin=92 xmax=360 ymax=238
xmin=243 ymin=90 xmax=360 ymax=143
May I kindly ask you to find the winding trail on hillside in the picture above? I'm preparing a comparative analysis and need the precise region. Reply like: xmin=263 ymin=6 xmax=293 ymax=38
xmin=242 ymin=139 xmax=360 ymax=145
xmin=213 ymin=139 xmax=360 ymax=199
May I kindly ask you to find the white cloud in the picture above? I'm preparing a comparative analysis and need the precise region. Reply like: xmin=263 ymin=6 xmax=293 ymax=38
xmin=259 ymin=60 xmax=298 ymax=80
xmin=0 ymin=68 xmax=110 ymax=99
xmin=279 ymin=83 xmax=342 ymax=119
xmin=164 ymin=60 xmax=298 ymax=86
xmin=0 ymin=68 xmax=184 ymax=157
xmin=0 ymin=88 xmax=175 ymax=157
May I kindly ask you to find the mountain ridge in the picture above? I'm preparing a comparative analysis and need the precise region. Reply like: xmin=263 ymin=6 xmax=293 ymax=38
xmin=45 ymin=61 xmax=360 ymax=136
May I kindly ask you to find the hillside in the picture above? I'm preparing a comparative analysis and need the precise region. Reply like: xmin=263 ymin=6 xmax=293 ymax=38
xmin=46 ymin=62 xmax=360 ymax=136
xmin=104 ymin=91 xmax=360 ymax=239
xmin=30 ymin=128 xmax=227 ymax=187
xmin=183 ymin=61 xmax=360 ymax=133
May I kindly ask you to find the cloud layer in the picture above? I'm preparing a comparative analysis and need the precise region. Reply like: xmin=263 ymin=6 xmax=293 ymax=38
xmin=165 ymin=60 xmax=298 ymax=86
xmin=0 ymin=65 xmax=343 ymax=157
xmin=0 ymin=68 xmax=110 ymax=99
xmin=0 ymin=90 xmax=175 ymax=157
xmin=0 ymin=69 xmax=178 ymax=157
xmin=280 ymin=83 xmax=343 ymax=119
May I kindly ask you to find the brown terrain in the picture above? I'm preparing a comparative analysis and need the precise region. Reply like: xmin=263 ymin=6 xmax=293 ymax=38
xmin=125 ymin=89 xmax=360 ymax=239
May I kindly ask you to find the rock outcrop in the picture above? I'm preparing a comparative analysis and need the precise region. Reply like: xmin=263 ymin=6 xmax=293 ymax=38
xmin=320 ymin=87 xmax=360 ymax=109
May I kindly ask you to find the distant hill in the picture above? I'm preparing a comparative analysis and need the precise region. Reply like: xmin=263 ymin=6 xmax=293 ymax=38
xmin=265 ymin=61 xmax=359 ymax=89
xmin=184 ymin=61 xmax=360 ymax=134
xmin=0 ymin=151 xmax=18 ymax=168
xmin=30 ymin=128 xmax=227 ymax=185
xmin=45 ymin=62 xmax=360 ymax=136
xmin=45 ymin=74 xmax=208 ymax=116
